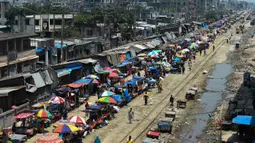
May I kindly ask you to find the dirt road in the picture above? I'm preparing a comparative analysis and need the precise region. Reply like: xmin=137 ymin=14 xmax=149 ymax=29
xmin=81 ymin=24 xmax=240 ymax=143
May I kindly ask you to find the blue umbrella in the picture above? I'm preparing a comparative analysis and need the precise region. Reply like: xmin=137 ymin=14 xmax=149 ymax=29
xmin=112 ymin=94 xmax=123 ymax=104
xmin=173 ymin=57 xmax=180 ymax=62
xmin=94 ymin=136 xmax=101 ymax=143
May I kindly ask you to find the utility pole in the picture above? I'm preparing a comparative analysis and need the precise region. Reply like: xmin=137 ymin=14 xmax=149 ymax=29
xmin=60 ymin=14 xmax=64 ymax=63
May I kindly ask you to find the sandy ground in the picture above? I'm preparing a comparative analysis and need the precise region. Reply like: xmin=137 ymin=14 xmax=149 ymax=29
xmin=26 ymin=18 xmax=250 ymax=143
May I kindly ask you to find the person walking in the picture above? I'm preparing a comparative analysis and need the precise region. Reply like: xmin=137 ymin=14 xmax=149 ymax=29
xmin=126 ymin=136 xmax=134 ymax=143
xmin=144 ymin=92 xmax=149 ymax=105
xmin=199 ymin=50 xmax=202 ymax=56
xmin=204 ymin=49 xmax=206 ymax=55
xmin=181 ymin=60 xmax=185 ymax=74
xmin=213 ymin=45 xmax=215 ymax=51
xmin=137 ymin=71 xmax=141 ymax=77
xmin=170 ymin=95 xmax=174 ymax=106
xmin=188 ymin=59 xmax=192 ymax=71
xmin=128 ymin=108 xmax=134 ymax=124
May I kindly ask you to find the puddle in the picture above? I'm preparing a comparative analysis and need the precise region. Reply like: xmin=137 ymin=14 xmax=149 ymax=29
xmin=181 ymin=64 xmax=233 ymax=143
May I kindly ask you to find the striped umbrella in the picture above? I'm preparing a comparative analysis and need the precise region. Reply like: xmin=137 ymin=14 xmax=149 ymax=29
xmin=85 ymin=74 xmax=99 ymax=79
xmin=99 ymin=91 xmax=115 ymax=97
xmin=68 ymin=116 xmax=86 ymax=125
xmin=53 ymin=124 xmax=79 ymax=133
xmin=36 ymin=134 xmax=63 ymax=143
xmin=36 ymin=109 xmax=53 ymax=119
xmin=98 ymin=97 xmax=117 ymax=104
xmin=50 ymin=96 xmax=65 ymax=104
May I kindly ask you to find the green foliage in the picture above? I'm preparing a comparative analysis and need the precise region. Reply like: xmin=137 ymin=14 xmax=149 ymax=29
xmin=5 ymin=6 xmax=21 ymax=26
xmin=22 ymin=3 xmax=70 ymax=14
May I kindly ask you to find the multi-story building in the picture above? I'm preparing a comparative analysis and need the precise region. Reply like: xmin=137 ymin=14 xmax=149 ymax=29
xmin=83 ymin=0 xmax=115 ymax=11
xmin=50 ymin=0 xmax=69 ymax=7
xmin=13 ymin=14 xmax=75 ymax=37
xmin=0 ymin=0 xmax=10 ymax=25
xmin=0 ymin=32 xmax=38 ymax=78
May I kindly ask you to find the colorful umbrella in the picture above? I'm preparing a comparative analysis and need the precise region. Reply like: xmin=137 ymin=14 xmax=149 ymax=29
xmin=68 ymin=116 xmax=86 ymax=125
xmin=148 ymin=51 xmax=159 ymax=56
xmin=92 ymin=79 xmax=100 ymax=85
xmin=104 ymin=67 xmax=112 ymax=71
xmin=153 ymin=50 xmax=162 ymax=53
xmin=85 ymin=74 xmax=99 ymax=79
xmin=98 ymin=97 xmax=117 ymax=104
xmin=173 ymin=57 xmax=181 ymax=62
xmin=168 ymin=44 xmax=175 ymax=47
xmin=109 ymin=72 xmax=119 ymax=78
xmin=36 ymin=109 xmax=53 ymax=119
xmin=32 ymin=103 xmax=44 ymax=108
xmin=36 ymin=134 xmax=63 ymax=143
xmin=189 ymin=43 xmax=198 ymax=49
xmin=137 ymin=53 xmax=147 ymax=57
xmin=53 ymin=120 xmax=74 ymax=127
xmin=53 ymin=124 xmax=79 ymax=133
xmin=50 ymin=96 xmax=65 ymax=104
xmin=99 ymin=91 xmax=115 ymax=97
xmin=151 ymin=54 xmax=159 ymax=58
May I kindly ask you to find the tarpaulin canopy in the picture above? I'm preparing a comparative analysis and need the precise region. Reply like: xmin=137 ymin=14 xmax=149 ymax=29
xmin=74 ymin=78 xmax=93 ymax=84
xmin=13 ymin=111 xmax=35 ymax=119
xmin=125 ymin=80 xmax=136 ymax=87
xmin=148 ymin=67 xmax=157 ymax=71
xmin=67 ymin=83 xmax=83 ymax=88
xmin=173 ymin=57 xmax=180 ymax=62
xmin=232 ymin=115 xmax=255 ymax=125
xmin=55 ymin=65 xmax=82 ymax=73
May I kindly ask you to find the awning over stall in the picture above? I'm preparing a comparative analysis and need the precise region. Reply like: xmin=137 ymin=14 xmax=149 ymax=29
xmin=232 ymin=115 xmax=255 ymax=125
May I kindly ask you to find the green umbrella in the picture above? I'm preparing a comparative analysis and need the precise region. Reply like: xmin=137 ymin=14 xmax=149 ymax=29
xmin=153 ymin=50 xmax=162 ymax=53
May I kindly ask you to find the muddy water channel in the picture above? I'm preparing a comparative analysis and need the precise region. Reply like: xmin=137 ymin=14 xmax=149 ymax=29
xmin=181 ymin=64 xmax=233 ymax=143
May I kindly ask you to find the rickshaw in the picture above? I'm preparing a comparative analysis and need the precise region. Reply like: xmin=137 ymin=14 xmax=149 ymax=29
xmin=158 ymin=118 xmax=173 ymax=133
xmin=84 ymin=104 xmax=113 ymax=130
xmin=116 ymin=60 xmax=133 ymax=76
xmin=97 ymin=71 xmax=110 ymax=83
xmin=13 ymin=111 xmax=36 ymax=138
xmin=148 ymin=67 xmax=160 ymax=79
xmin=177 ymin=100 xmax=187 ymax=109
xmin=125 ymin=78 xmax=143 ymax=98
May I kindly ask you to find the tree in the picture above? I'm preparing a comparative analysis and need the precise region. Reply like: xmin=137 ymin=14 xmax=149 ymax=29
xmin=5 ymin=6 xmax=21 ymax=29
xmin=205 ymin=12 xmax=218 ymax=21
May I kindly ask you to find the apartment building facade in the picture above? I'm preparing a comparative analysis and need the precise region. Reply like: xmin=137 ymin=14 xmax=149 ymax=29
xmin=0 ymin=33 xmax=38 ymax=78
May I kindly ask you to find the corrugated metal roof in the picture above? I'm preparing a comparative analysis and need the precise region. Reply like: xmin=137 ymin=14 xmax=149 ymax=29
xmin=0 ymin=86 xmax=25 ymax=97
xmin=31 ymin=72 xmax=46 ymax=88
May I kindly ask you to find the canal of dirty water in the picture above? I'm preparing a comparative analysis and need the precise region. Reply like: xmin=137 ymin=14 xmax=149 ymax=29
xmin=181 ymin=63 xmax=233 ymax=143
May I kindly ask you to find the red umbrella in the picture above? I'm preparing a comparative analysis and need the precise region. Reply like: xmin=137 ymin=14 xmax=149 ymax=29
xmin=108 ymin=72 xmax=119 ymax=78
xmin=92 ymin=79 xmax=100 ymax=85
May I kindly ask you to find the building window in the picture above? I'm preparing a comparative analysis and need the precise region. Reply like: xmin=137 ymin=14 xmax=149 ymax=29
xmin=17 ymin=63 xmax=22 ymax=73
xmin=50 ymin=19 xmax=53 ymax=24
xmin=35 ymin=20 xmax=39 ymax=25
xmin=25 ymin=19 xmax=30 ymax=25
xmin=1 ymin=67 xmax=7 ymax=78
xmin=87 ymin=30 xmax=93 ymax=36
xmin=55 ymin=19 xmax=62 ymax=25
